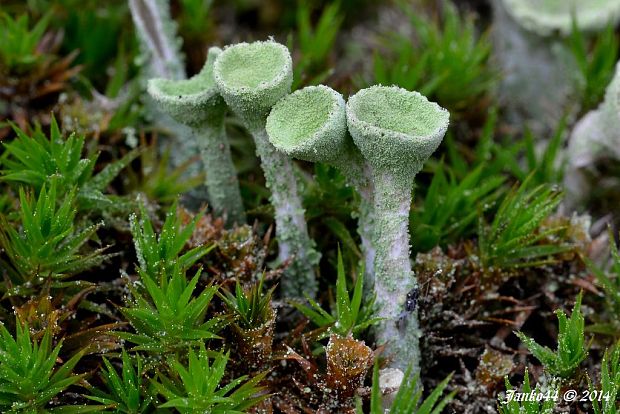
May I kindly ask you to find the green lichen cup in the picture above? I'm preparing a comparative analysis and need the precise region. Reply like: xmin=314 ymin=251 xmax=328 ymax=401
xmin=501 ymin=0 xmax=620 ymax=36
xmin=213 ymin=41 xmax=293 ymax=129
xmin=147 ymin=47 xmax=246 ymax=225
xmin=346 ymin=85 xmax=449 ymax=178
xmin=147 ymin=47 xmax=225 ymax=127
xmin=266 ymin=85 xmax=347 ymax=164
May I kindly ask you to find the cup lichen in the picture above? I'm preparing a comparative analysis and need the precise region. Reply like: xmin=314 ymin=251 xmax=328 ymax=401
xmin=346 ymin=85 xmax=449 ymax=372
xmin=502 ymin=0 xmax=620 ymax=36
xmin=266 ymin=85 xmax=376 ymax=287
xmin=147 ymin=47 xmax=245 ymax=226
xmin=565 ymin=62 xmax=620 ymax=209
xmin=214 ymin=40 xmax=319 ymax=299
xmin=129 ymin=0 xmax=201 ymax=201
xmin=492 ymin=0 xmax=620 ymax=135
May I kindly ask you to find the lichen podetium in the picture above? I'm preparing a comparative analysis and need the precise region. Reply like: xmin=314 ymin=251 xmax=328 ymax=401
xmin=347 ymin=85 xmax=449 ymax=372
xmin=148 ymin=47 xmax=245 ymax=226
xmin=214 ymin=41 xmax=319 ymax=299
xmin=266 ymin=85 xmax=376 ymax=289
xmin=565 ymin=62 xmax=620 ymax=209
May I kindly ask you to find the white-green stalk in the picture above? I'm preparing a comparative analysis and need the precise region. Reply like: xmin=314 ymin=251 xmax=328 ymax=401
xmin=213 ymin=41 xmax=319 ymax=299
xmin=147 ymin=48 xmax=245 ymax=226
xmin=565 ymin=62 xmax=620 ymax=209
xmin=492 ymin=0 xmax=620 ymax=135
xmin=346 ymin=85 xmax=449 ymax=372
xmin=129 ymin=0 xmax=202 ymax=205
xmin=128 ymin=0 xmax=186 ymax=81
xmin=266 ymin=85 xmax=376 ymax=287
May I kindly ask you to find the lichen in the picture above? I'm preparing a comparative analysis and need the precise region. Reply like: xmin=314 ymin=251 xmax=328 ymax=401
xmin=502 ymin=0 xmax=620 ymax=36
xmin=266 ymin=85 xmax=377 ymax=287
xmin=491 ymin=0 xmax=578 ymax=136
xmin=214 ymin=40 xmax=293 ymax=131
xmin=565 ymin=62 xmax=620 ymax=209
xmin=346 ymin=85 xmax=449 ymax=372
xmin=347 ymin=85 xmax=449 ymax=178
xmin=267 ymin=85 xmax=347 ymax=164
xmin=213 ymin=41 xmax=319 ymax=299
xmin=147 ymin=47 xmax=245 ymax=225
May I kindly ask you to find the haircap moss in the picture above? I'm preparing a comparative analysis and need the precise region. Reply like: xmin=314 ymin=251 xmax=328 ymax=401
xmin=147 ymin=47 xmax=224 ymax=128
xmin=346 ymin=85 xmax=449 ymax=175
xmin=213 ymin=40 xmax=293 ymax=127
xmin=502 ymin=0 xmax=620 ymax=36
xmin=266 ymin=85 xmax=347 ymax=163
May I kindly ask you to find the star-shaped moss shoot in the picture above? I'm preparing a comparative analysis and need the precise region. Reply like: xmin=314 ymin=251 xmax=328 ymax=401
xmin=565 ymin=62 xmax=620 ymax=209
xmin=502 ymin=0 xmax=620 ymax=36
xmin=147 ymin=47 xmax=245 ymax=226
xmin=347 ymin=85 xmax=449 ymax=372
xmin=213 ymin=41 xmax=319 ymax=299
xmin=266 ymin=85 xmax=377 ymax=289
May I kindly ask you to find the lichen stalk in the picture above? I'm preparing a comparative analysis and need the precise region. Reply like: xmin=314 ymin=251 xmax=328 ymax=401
xmin=147 ymin=47 xmax=245 ymax=225
xmin=129 ymin=0 xmax=202 ymax=204
xmin=214 ymin=41 xmax=319 ymax=299
xmin=492 ymin=0 xmax=620 ymax=136
xmin=252 ymin=128 xmax=319 ymax=298
xmin=565 ymin=63 xmax=620 ymax=209
xmin=334 ymin=146 xmax=377 ymax=290
xmin=346 ymin=85 xmax=449 ymax=372
xmin=491 ymin=0 xmax=575 ymax=135
xmin=371 ymin=167 xmax=421 ymax=373
xmin=194 ymin=121 xmax=245 ymax=225
xmin=266 ymin=85 xmax=377 ymax=289
xmin=321 ymin=139 xmax=377 ymax=288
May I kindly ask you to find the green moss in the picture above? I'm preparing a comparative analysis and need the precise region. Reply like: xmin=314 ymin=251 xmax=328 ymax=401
xmin=216 ymin=41 xmax=289 ymax=89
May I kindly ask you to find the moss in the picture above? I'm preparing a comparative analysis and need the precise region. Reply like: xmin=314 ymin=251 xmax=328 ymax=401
xmin=502 ymin=0 xmax=620 ymax=36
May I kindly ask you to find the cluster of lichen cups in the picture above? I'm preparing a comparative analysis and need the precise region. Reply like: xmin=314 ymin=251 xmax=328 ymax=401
xmin=267 ymin=81 xmax=449 ymax=372
xmin=148 ymin=40 xmax=450 ymax=374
